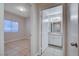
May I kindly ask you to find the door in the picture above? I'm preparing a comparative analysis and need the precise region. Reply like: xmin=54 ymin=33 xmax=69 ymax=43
xmin=67 ymin=3 xmax=79 ymax=56
xmin=41 ymin=13 xmax=48 ymax=53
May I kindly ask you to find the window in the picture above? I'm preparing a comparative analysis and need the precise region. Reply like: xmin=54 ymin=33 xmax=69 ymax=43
xmin=4 ymin=20 xmax=12 ymax=32
xmin=12 ymin=22 xmax=18 ymax=32
xmin=4 ymin=19 xmax=19 ymax=32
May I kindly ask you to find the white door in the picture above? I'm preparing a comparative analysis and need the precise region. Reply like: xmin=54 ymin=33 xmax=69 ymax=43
xmin=41 ymin=17 xmax=48 ymax=53
xmin=67 ymin=3 xmax=78 ymax=56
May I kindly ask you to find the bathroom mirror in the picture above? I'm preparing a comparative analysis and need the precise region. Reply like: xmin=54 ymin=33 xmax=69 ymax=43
xmin=52 ymin=22 xmax=61 ymax=32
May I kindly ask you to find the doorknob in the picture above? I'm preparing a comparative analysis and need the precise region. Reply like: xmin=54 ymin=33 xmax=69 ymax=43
xmin=71 ymin=42 xmax=78 ymax=47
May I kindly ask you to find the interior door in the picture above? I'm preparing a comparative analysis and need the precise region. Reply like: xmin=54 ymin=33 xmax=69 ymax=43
xmin=67 ymin=3 xmax=78 ymax=56
xmin=41 ymin=15 xmax=48 ymax=53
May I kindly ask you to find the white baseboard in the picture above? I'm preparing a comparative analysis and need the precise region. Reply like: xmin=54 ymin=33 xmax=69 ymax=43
xmin=5 ymin=37 xmax=30 ymax=44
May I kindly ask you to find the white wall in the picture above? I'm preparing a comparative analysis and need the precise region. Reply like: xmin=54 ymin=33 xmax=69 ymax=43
xmin=30 ymin=4 xmax=39 ymax=55
xmin=25 ymin=17 xmax=31 ymax=39
xmin=0 ymin=3 xmax=4 ymax=56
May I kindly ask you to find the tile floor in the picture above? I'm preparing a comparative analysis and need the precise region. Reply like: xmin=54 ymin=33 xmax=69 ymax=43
xmin=42 ymin=45 xmax=63 ymax=56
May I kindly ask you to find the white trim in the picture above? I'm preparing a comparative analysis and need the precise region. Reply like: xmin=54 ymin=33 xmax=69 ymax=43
xmin=4 ymin=36 xmax=30 ymax=44
xmin=0 ymin=3 xmax=4 ymax=56
xmin=78 ymin=3 xmax=79 ymax=56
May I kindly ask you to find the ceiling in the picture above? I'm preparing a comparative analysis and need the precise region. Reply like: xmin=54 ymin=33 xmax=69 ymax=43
xmin=42 ymin=5 xmax=62 ymax=17
xmin=4 ymin=3 xmax=61 ymax=18
xmin=4 ymin=3 xmax=31 ymax=18
xmin=36 ymin=3 xmax=61 ymax=10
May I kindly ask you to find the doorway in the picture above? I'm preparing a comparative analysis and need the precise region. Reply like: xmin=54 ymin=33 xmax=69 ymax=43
xmin=41 ymin=5 xmax=64 ymax=56
xmin=40 ymin=3 xmax=79 ymax=56
xmin=4 ymin=3 xmax=31 ymax=56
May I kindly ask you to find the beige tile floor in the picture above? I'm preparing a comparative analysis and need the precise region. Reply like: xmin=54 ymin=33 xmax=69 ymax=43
xmin=4 ymin=39 xmax=31 ymax=56
xmin=42 ymin=45 xmax=63 ymax=56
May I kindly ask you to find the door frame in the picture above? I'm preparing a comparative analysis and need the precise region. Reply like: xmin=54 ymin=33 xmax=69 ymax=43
xmin=39 ymin=3 xmax=68 ymax=56
xmin=0 ymin=3 xmax=4 ymax=56
xmin=78 ymin=3 xmax=79 ymax=56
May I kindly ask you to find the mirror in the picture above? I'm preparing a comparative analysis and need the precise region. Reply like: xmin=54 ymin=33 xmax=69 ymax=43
xmin=52 ymin=22 xmax=61 ymax=32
